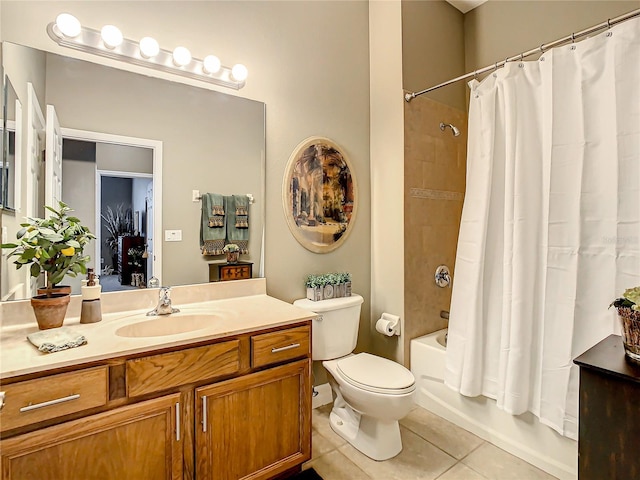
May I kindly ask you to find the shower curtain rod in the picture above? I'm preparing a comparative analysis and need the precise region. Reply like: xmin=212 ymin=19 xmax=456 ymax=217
xmin=404 ymin=8 xmax=640 ymax=102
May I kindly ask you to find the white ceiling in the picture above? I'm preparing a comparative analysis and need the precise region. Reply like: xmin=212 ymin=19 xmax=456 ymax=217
xmin=445 ymin=0 xmax=488 ymax=14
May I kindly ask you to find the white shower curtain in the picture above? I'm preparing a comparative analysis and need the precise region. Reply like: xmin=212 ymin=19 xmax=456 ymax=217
xmin=445 ymin=17 xmax=640 ymax=440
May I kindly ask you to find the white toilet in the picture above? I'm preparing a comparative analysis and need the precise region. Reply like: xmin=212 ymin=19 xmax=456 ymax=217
xmin=293 ymin=294 xmax=415 ymax=461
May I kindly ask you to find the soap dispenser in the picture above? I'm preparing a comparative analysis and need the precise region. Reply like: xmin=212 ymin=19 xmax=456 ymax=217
xmin=80 ymin=268 xmax=102 ymax=324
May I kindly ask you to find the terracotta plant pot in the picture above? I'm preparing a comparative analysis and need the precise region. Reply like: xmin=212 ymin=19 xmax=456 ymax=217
xmin=37 ymin=285 xmax=72 ymax=296
xmin=31 ymin=293 xmax=71 ymax=330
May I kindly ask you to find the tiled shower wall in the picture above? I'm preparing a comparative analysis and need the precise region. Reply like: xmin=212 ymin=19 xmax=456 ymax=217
xmin=403 ymin=95 xmax=467 ymax=367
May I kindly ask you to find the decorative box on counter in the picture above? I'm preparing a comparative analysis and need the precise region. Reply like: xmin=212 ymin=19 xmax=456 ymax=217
xmin=305 ymin=272 xmax=352 ymax=301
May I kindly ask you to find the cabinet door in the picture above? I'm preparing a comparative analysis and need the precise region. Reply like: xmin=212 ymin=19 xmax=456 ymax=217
xmin=0 ymin=393 xmax=183 ymax=480
xmin=196 ymin=359 xmax=311 ymax=480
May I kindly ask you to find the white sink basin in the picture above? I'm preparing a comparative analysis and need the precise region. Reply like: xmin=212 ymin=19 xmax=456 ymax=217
xmin=115 ymin=313 xmax=218 ymax=338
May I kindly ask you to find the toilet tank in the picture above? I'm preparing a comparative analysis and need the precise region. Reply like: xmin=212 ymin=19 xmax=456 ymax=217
xmin=293 ymin=294 xmax=364 ymax=361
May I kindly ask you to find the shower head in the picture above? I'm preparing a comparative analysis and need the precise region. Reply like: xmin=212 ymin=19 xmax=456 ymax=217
xmin=440 ymin=122 xmax=460 ymax=137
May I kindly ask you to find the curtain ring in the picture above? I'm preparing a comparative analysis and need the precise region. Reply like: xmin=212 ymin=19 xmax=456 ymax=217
xmin=606 ymin=18 xmax=613 ymax=37
xmin=539 ymin=44 xmax=545 ymax=54
xmin=570 ymin=32 xmax=577 ymax=50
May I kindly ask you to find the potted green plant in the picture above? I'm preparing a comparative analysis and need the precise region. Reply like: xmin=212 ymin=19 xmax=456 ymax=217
xmin=1 ymin=201 xmax=95 ymax=329
xmin=610 ymin=286 xmax=640 ymax=361
xmin=223 ymin=243 xmax=240 ymax=264
xmin=305 ymin=272 xmax=352 ymax=301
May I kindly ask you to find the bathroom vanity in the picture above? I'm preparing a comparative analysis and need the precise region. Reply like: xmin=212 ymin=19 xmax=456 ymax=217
xmin=0 ymin=279 xmax=313 ymax=480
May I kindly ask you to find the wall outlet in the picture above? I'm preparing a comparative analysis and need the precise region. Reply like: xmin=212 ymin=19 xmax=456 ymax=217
xmin=192 ymin=190 xmax=200 ymax=202
xmin=164 ymin=230 xmax=182 ymax=242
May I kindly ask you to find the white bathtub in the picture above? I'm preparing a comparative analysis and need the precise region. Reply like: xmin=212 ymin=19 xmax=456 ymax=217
xmin=410 ymin=329 xmax=577 ymax=480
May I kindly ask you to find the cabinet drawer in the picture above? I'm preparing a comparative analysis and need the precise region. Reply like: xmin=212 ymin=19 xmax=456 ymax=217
xmin=251 ymin=325 xmax=310 ymax=368
xmin=220 ymin=265 xmax=251 ymax=281
xmin=0 ymin=366 xmax=108 ymax=432
xmin=127 ymin=340 xmax=241 ymax=397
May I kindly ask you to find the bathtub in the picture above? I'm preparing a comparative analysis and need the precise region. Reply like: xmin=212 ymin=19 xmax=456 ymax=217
xmin=411 ymin=329 xmax=577 ymax=480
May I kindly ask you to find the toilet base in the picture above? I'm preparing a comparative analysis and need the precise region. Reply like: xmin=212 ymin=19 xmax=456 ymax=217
xmin=329 ymin=404 xmax=402 ymax=461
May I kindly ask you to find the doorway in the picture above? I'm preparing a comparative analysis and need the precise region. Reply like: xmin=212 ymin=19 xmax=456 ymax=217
xmin=60 ymin=128 xmax=162 ymax=293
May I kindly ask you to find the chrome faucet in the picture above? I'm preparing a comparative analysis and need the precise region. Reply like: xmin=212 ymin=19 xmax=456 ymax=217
xmin=147 ymin=286 xmax=180 ymax=316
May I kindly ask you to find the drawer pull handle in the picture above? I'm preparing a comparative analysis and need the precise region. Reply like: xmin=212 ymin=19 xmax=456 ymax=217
xmin=175 ymin=402 xmax=181 ymax=441
xmin=271 ymin=343 xmax=300 ymax=354
xmin=202 ymin=395 xmax=207 ymax=433
xmin=20 ymin=394 xmax=80 ymax=412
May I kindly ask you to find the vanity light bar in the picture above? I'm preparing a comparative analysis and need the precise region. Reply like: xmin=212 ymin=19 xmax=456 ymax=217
xmin=46 ymin=19 xmax=247 ymax=90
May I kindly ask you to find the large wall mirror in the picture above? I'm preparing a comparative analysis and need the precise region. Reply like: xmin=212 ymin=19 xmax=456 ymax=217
xmin=0 ymin=41 xmax=266 ymax=301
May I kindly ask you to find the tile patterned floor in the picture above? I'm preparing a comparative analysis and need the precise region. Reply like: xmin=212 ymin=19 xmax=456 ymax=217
xmin=303 ymin=405 xmax=559 ymax=480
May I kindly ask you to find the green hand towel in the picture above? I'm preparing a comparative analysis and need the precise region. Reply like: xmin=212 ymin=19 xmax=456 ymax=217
xmin=201 ymin=193 xmax=226 ymax=255
xmin=224 ymin=195 xmax=249 ymax=254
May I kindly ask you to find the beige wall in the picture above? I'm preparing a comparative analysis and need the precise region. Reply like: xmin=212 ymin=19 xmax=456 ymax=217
xmin=1 ymin=2 xmax=371 ymax=337
xmin=402 ymin=0 xmax=466 ymax=111
xmin=465 ymin=0 xmax=638 ymax=72
xmin=370 ymin=0 xmax=405 ymax=363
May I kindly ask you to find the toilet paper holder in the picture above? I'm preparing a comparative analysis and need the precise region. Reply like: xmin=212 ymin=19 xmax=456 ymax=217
xmin=376 ymin=312 xmax=401 ymax=336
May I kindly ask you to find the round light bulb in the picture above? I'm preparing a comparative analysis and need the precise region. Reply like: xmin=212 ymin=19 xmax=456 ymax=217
xmin=139 ymin=37 xmax=160 ymax=58
xmin=172 ymin=46 xmax=192 ymax=67
xmin=55 ymin=13 xmax=81 ymax=38
xmin=231 ymin=64 xmax=248 ymax=82
xmin=203 ymin=55 xmax=221 ymax=74
xmin=101 ymin=25 xmax=123 ymax=49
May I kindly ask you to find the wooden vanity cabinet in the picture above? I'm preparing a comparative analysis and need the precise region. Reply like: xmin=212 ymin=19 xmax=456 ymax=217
xmin=0 ymin=393 xmax=183 ymax=480
xmin=196 ymin=360 xmax=311 ymax=480
xmin=0 ymin=322 xmax=311 ymax=480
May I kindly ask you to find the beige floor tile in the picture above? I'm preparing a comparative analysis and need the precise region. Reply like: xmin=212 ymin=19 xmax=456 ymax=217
xmin=437 ymin=463 xmax=488 ymax=480
xmin=304 ymin=449 xmax=372 ymax=480
xmin=400 ymin=407 xmax=484 ymax=460
xmin=462 ymin=443 xmax=558 ymax=480
xmin=312 ymin=427 xmax=339 ymax=459
xmin=338 ymin=425 xmax=457 ymax=480
xmin=312 ymin=405 xmax=347 ymax=449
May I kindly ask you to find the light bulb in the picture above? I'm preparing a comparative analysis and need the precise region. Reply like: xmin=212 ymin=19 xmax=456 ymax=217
xmin=172 ymin=46 xmax=192 ymax=67
xmin=203 ymin=55 xmax=221 ymax=74
xmin=55 ymin=13 xmax=81 ymax=38
xmin=101 ymin=25 xmax=123 ymax=49
xmin=231 ymin=64 xmax=248 ymax=82
xmin=139 ymin=37 xmax=160 ymax=58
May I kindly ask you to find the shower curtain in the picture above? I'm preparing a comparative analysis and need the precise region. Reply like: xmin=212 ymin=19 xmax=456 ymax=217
xmin=445 ymin=17 xmax=640 ymax=440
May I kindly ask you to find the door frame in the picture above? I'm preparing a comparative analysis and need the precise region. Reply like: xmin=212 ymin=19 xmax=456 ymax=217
xmin=60 ymin=127 xmax=163 ymax=284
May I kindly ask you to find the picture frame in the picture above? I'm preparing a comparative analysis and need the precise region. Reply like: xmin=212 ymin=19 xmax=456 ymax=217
xmin=282 ymin=136 xmax=358 ymax=253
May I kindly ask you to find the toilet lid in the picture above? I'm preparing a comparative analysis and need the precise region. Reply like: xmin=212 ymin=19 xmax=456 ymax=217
xmin=336 ymin=353 xmax=415 ymax=395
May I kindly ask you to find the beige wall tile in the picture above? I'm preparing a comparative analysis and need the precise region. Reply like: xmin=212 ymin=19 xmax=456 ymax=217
xmin=404 ymin=95 xmax=467 ymax=366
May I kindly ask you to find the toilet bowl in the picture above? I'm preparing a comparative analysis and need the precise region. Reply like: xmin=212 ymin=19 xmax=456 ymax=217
xmin=292 ymin=294 xmax=416 ymax=461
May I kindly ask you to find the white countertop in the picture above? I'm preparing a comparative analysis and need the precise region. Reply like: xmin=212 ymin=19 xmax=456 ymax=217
xmin=0 ymin=280 xmax=315 ymax=380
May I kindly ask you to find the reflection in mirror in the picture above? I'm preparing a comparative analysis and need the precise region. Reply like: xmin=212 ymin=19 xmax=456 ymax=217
xmin=2 ymin=75 xmax=19 ymax=211
xmin=0 ymin=41 xmax=265 ymax=301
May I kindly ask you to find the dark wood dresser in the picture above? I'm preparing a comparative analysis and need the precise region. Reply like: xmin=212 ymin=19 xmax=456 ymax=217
xmin=574 ymin=335 xmax=640 ymax=479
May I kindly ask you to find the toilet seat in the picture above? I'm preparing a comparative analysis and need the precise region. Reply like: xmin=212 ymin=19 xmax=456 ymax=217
xmin=336 ymin=353 xmax=415 ymax=395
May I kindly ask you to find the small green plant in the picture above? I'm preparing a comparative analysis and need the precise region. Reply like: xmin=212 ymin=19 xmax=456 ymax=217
xmin=223 ymin=243 xmax=240 ymax=253
xmin=305 ymin=272 xmax=351 ymax=288
xmin=611 ymin=286 xmax=640 ymax=311
xmin=1 ymin=201 xmax=95 ymax=296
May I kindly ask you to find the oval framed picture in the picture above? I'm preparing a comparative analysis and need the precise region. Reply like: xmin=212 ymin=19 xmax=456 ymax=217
xmin=282 ymin=137 xmax=358 ymax=253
